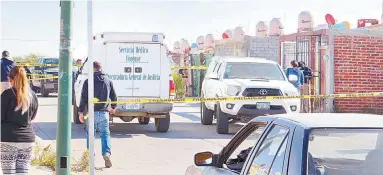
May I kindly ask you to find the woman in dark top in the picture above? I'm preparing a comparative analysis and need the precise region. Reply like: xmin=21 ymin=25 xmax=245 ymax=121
xmin=1 ymin=66 xmax=38 ymax=175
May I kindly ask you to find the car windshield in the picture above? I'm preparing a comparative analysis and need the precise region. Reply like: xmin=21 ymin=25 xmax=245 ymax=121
xmin=44 ymin=58 xmax=59 ymax=65
xmin=223 ymin=62 xmax=285 ymax=81
xmin=308 ymin=129 xmax=383 ymax=175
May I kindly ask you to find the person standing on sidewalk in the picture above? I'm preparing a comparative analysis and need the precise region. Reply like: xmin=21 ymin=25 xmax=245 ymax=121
xmin=78 ymin=61 xmax=117 ymax=168
xmin=1 ymin=51 xmax=17 ymax=94
xmin=285 ymin=60 xmax=304 ymax=94
xmin=1 ymin=66 xmax=39 ymax=174
xmin=298 ymin=61 xmax=313 ymax=112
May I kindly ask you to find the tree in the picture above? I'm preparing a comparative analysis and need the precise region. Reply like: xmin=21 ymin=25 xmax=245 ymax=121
xmin=12 ymin=53 xmax=43 ymax=64
xmin=24 ymin=53 xmax=43 ymax=64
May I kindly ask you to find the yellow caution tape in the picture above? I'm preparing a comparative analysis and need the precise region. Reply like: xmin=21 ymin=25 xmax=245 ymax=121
xmin=28 ymin=73 xmax=56 ymax=77
xmin=90 ymin=92 xmax=383 ymax=104
xmin=18 ymin=63 xmax=81 ymax=67
xmin=170 ymin=66 xmax=207 ymax=70
xmin=29 ymin=76 xmax=59 ymax=81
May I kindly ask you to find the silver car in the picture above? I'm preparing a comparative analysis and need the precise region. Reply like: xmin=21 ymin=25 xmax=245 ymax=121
xmin=185 ymin=113 xmax=383 ymax=175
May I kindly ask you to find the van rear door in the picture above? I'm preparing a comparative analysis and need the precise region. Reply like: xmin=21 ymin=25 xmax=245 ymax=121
xmin=104 ymin=42 xmax=134 ymax=97
xmin=133 ymin=43 xmax=161 ymax=97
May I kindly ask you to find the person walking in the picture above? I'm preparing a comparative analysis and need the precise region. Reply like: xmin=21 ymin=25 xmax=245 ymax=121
xmin=285 ymin=60 xmax=304 ymax=94
xmin=1 ymin=66 xmax=39 ymax=175
xmin=78 ymin=61 xmax=117 ymax=168
xmin=1 ymin=51 xmax=17 ymax=93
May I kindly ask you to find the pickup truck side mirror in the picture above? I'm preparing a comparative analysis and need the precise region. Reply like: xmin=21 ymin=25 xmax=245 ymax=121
xmin=207 ymin=73 xmax=219 ymax=80
xmin=194 ymin=152 xmax=215 ymax=166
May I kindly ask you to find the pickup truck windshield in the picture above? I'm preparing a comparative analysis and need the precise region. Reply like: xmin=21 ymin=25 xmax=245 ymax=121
xmin=224 ymin=62 xmax=285 ymax=81
xmin=308 ymin=129 xmax=383 ymax=175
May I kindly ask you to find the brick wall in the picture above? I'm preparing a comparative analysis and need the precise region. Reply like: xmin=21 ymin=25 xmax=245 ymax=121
xmin=332 ymin=33 xmax=383 ymax=114
xmin=248 ymin=36 xmax=280 ymax=63
xmin=215 ymin=39 xmax=247 ymax=57
xmin=214 ymin=36 xmax=280 ymax=63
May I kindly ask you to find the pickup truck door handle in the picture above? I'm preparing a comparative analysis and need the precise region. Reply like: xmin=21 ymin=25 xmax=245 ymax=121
xmin=135 ymin=67 xmax=142 ymax=73
xmin=124 ymin=67 xmax=132 ymax=73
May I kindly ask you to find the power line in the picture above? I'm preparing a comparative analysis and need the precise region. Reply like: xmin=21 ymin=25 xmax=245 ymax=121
xmin=1 ymin=38 xmax=60 ymax=42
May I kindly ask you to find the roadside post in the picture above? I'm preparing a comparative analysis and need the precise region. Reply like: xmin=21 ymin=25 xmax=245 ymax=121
xmin=87 ymin=0 xmax=96 ymax=174
xmin=56 ymin=0 xmax=73 ymax=174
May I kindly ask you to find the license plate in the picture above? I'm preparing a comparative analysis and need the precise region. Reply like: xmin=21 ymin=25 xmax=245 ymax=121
xmin=126 ymin=104 xmax=140 ymax=110
xmin=256 ymin=102 xmax=270 ymax=110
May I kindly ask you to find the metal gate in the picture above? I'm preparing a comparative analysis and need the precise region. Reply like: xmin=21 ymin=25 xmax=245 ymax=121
xmin=295 ymin=34 xmax=326 ymax=113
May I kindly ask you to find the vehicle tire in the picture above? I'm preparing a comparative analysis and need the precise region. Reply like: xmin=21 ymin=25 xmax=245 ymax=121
xmin=216 ymin=104 xmax=229 ymax=134
xmin=41 ymin=85 xmax=49 ymax=97
xmin=201 ymin=102 xmax=213 ymax=125
xmin=155 ymin=114 xmax=170 ymax=132
xmin=73 ymin=101 xmax=82 ymax=124
xmin=138 ymin=117 xmax=150 ymax=124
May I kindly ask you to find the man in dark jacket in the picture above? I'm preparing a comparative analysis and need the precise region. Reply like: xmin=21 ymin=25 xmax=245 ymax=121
xmin=78 ymin=61 xmax=117 ymax=168
xmin=1 ymin=51 xmax=17 ymax=94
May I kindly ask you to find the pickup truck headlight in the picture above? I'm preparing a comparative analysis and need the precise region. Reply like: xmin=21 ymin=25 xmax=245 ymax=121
xmin=226 ymin=86 xmax=241 ymax=96
xmin=284 ymin=89 xmax=300 ymax=96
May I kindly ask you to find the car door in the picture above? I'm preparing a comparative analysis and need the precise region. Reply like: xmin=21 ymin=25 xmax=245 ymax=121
xmin=205 ymin=62 xmax=222 ymax=109
xmin=241 ymin=121 xmax=296 ymax=175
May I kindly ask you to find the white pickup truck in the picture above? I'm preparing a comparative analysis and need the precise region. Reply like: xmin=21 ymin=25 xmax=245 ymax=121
xmin=200 ymin=56 xmax=301 ymax=134
xmin=73 ymin=32 xmax=174 ymax=132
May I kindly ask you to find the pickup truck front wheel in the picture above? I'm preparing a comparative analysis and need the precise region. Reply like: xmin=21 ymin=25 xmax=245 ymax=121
xmin=41 ymin=85 xmax=49 ymax=97
xmin=216 ymin=104 xmax=229 ymax=134
xmin=201 ymin=102 xmax=213 ymax=125
xmin=155 ymin=114 xmax=170 ymax=132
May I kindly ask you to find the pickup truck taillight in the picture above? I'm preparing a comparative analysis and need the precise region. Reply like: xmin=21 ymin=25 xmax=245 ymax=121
xmin=169 ymin=80 xmax=175 ymax=95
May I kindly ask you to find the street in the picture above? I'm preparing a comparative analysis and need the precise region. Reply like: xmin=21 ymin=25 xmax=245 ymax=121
xmin=33 ymin=94 xmax=244 ymax=175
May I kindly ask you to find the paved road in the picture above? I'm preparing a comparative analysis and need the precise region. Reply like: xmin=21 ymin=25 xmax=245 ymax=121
xmin=33 ymin=95 xmax=245 ymax=175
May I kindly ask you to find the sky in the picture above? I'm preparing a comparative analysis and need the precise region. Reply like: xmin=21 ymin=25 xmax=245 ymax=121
xmin=1 ymin=0 xmax=382 ymax=58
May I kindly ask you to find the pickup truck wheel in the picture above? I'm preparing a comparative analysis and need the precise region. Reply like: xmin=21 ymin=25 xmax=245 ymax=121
xmin=73 ymin=101 xmax=82 ymax=124
xmin=138 ymin=117 xmax=150 ymax=124
xmin=201 ymin=102 xmax=213 ymax=125
xmin=155 ymin=114 xmax=170 ymax=132
xmin=216 ymin=104 xmax=229 ymax=134
xmin=41 ymin=85 xmax=49 ymax=97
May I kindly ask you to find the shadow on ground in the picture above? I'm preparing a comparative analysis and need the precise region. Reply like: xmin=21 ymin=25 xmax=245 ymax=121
xmin=33 ymin=121 xmax=243 ymax=141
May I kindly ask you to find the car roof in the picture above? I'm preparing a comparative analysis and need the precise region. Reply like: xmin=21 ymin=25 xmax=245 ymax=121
xmin=213 ymin=56 xmax=278 ymax=65
xmin=255 ymin=113 xmax=383 ymax=128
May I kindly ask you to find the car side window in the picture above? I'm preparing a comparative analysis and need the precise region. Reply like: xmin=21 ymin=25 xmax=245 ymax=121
xmin=224 ymin=125 xmax=267 ymax=172
xmin=269 ymin=138 xmax=288 ymax=175
xmin=246 ymin=125 xmax=289 ymax=175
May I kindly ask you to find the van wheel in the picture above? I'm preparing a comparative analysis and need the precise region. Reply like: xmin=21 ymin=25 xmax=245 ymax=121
xmin=216 ymin=104 xmax=229 ymax=134
xmin=41 ymin=85 xmax=49 ymax=97
xmin=201 ymin=102 xmax=213 ymax=125
xmin=155 ymin=114 xmax=170 ymax=132
xmin=138 ymin=117 xmax=150 ymax=125
xmin=73 ymin=101 xmax=82 ymax=124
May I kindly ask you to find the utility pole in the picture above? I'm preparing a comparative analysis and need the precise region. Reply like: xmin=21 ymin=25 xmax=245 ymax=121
xmin=87 ymin=0 xmax=95 ymax=174
xmin=56 ymin=0 xmax=73 ymax=174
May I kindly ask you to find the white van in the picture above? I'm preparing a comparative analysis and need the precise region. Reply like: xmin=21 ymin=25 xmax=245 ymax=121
xmin=73 ymin=32 xmax=174 ymax=132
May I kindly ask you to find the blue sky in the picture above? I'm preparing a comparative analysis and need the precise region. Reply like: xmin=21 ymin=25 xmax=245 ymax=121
xmin=1 ymin=0 xmax=382 ymax=58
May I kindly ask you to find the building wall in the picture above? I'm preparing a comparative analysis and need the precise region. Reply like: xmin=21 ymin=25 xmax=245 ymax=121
xmin=214 ymin=39 xmax=247 ymax=57
xmin=214 ymin=36 xmax=280 ymax=63
xmin=247 ymin=36 xmax=280 ymax=63
xmin=329 ymin=29 xmax=383 ymax=114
